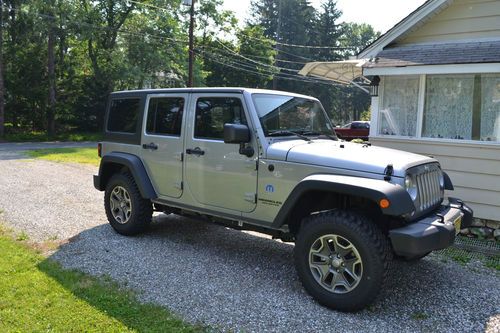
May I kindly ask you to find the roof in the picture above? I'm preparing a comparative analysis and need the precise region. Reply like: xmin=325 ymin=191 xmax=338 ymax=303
xmin=363 ymin=41 xmax=500 ymax=68
xmin=110 ymin=87 xmax=317 ymax=100
xmin=358 ymin=0 xmax=452 ymax=59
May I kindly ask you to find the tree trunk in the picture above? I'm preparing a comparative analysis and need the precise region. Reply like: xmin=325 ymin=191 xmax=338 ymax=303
xmin=47 ymin=25 xmax=56 ymax=137
xmin=0 ymin=0 xmax=5 ymax=138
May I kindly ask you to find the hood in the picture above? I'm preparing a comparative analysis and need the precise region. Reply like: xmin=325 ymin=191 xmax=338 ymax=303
xmin=266 ymin=139 xmax=436 ymax=177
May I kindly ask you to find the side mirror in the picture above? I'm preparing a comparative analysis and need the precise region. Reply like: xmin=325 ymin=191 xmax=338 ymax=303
xmin=224 ymin=123 xmax=250 ymax=144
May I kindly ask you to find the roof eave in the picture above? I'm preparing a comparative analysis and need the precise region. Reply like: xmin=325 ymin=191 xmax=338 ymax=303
xmin=357 ymin=0 xmax=453 ymax=59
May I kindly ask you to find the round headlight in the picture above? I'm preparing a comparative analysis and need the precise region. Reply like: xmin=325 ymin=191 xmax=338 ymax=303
xmin=405 ymin=174 xmax=418 ymax=201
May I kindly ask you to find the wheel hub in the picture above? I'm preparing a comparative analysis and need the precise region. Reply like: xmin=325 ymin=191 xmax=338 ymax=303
xmin=110 ymin=186 xmax=132 ymax=224
xmin=330 ymin=257 xmax=343 ymax=268
xmin=308 ymin=234 xmax=363 ymax=294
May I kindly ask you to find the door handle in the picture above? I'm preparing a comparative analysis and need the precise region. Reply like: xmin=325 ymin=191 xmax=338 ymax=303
xmin=186 ymin=147 xmax=205 ymax=156
xmin=142 ymin=142 xmax=158 ymax=150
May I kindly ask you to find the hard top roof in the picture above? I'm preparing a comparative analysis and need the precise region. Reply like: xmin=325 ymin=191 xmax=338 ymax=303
xmin=110 ymin=87 xmax=317 ymax=100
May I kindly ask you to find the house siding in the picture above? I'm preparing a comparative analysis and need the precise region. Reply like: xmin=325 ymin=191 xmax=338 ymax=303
xmin=369 ymin=137 xmax=500 ymax=222
xmin=401 ymin=0 xmax=500 ymax=44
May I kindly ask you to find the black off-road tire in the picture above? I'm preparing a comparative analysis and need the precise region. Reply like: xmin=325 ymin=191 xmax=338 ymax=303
xmin=294 ymin=210 xmax=392 ymax=312
xmin=104 ymin=172 xmax=153 ymax=236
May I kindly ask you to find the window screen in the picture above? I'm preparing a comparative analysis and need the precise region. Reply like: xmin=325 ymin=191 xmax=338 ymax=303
xmin=194 ymin=97 xmax=247 ymax=140
xmin=107 ymin=98 xmax=141 ymax=133
xmin=146 ymin=97 xmax=184 ymax=136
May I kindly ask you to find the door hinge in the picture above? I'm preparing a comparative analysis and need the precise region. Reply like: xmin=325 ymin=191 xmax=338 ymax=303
xmin=244 ymin=192 xmax=257 ymax=204
xmin=180 ymin=152 xmax=184 ymax=162
xmin=174 ymin=181 xmax=183 ymax=190
xmin=255 ymin=160 xmax=259 ymax=171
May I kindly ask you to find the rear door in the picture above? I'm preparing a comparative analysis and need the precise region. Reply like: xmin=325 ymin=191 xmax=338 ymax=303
xmin=184 ymin=93 xmax=258 ymax=213
xmin=141 ymin=94 xmax=187 ymax=198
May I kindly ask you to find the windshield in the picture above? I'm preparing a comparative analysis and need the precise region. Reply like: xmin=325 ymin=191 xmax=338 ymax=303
xmin=252 ymin=93 xmax=337 ymax=139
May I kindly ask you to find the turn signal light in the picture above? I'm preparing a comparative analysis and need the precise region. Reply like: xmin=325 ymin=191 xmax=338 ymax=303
xmin=379 ymin=199 xmax=390 ymax=209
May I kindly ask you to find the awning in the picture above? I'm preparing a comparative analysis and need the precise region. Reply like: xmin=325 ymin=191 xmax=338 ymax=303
xmin=298 ymin=59 xmax=366 ymax=85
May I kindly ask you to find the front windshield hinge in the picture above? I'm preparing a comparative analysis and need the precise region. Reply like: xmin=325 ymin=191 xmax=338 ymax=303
xmin=384 ymin=164 xmax=394 ymax=181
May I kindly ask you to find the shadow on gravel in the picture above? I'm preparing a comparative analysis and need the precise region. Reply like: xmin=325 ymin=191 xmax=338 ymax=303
xmin=0 ymin=151 xmax=32 ymax=161
xmin=44 ymin=213 xmax=500 ymax=332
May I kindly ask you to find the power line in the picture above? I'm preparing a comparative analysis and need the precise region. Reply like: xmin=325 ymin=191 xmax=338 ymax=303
xmin=198 ymin=45 xmax=300 ymax=73
xmin=199 ymin=49 xmax=350 ymax=88
xmin=238 ymin=31 xmax=357 ymax=50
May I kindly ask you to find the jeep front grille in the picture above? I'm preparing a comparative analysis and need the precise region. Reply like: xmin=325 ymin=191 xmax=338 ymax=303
xmin=409 ymin=163 xmax=443 ymax=213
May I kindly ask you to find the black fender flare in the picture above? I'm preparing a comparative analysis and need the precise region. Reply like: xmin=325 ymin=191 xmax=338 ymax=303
xmin=272 ymin=174 xmax=414 ymax=228
xmin=94 ymin=152 xmax=157 ymax=199
xmin=443 ymin=171 xmax=454 ymax=190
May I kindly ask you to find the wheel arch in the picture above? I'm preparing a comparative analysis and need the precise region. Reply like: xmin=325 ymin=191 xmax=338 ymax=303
xmin=272 ymin=174 xmax=414 ymax=233
xmin=94 ymin=152 xmax=157 ymax=199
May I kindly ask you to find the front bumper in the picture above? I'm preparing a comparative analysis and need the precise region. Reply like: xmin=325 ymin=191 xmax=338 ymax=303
xmin=389 ymin=198 xmax=473 ymax=258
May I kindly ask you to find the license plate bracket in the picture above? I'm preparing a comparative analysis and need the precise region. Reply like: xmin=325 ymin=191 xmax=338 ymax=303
xmin=453 ymin=216 xmax=462 ymax=235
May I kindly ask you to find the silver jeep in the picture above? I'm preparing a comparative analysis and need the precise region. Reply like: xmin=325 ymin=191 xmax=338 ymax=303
xmin=94 ymin=88 xmax=472 ymax=311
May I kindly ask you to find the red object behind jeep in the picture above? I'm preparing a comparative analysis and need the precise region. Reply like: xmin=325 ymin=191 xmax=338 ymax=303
xmin=334 ymin=121 xmax=370 ymax=141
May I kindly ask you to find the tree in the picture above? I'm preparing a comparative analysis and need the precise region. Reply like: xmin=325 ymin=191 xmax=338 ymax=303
xmin=0 ymin=0 xmax=5 ymax=138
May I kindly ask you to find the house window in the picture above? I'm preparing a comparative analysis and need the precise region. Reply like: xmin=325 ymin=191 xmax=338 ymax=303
xmin=480 ymin=74 xmax=500 ymax=141
xmin=377 ymin=73 xmax=500 ymax=142
xmin=146 ymin=97 xmax=184 ymax=136
xmin=422 ymin=74 xmax=474 ymax=140
xmin=379 ymin=76 xmax=419 ymax=136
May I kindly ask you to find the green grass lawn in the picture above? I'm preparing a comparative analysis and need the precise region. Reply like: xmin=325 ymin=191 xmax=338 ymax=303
xmin=26 ymin=148 xmax=101 ymax=166
xmin=0 ymin=226 xmax=202 ymax=332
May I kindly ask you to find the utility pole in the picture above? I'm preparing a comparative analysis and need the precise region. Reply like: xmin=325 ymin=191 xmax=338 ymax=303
xmin=272 ymin=0 xmax=282 ymax=90
xmin=184 ymin=0 xmax=195 ymax=87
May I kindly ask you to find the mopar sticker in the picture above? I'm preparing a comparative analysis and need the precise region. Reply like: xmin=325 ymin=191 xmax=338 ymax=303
xmin=265 ymin=184 xmax=275 ymax=193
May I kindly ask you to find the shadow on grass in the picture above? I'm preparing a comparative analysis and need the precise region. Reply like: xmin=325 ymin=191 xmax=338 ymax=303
xmin=37 ymin=255 xmax=203 ymax=332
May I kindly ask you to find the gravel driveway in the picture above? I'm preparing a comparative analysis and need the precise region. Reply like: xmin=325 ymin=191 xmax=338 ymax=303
xmin=0 ymin=145 xmax=498 ymax=333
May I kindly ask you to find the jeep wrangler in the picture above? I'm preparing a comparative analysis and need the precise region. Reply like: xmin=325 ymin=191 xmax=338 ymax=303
xmin=94 ymin=88 xmax=472 ymax=312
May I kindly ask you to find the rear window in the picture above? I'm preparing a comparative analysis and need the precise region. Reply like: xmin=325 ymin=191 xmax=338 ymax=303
xmin=107 ymin=98 xmax=141 ymax=133
xmin=146 ymin=97 xmax=184 ymax=136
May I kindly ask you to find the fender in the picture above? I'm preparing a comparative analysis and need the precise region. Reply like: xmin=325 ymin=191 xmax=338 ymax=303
xmin=272 ymin=174 xmax=414 ymax=228
xmin=93 ymin=152 xmax=157 ymax=199
xmin=443 ymin=171 xmax=454 ymax=190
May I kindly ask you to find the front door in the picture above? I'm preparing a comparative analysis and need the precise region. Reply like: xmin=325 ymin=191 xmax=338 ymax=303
xmin=184 ymin=93 xmax=258 ymax=213
xmin=141 ymin=94 xmax=187 ymax=198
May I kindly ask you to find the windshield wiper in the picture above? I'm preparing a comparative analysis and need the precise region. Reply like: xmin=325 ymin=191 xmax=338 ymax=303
xmin=267 ymin=130 xmax=311 ymax=141
xmin=302 ymin=131 xmax=338 ymax=141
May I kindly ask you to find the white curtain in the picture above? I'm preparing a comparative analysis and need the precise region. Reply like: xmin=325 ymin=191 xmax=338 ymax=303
xmin=379 ymin=76 xmax=419 ymax=136
xmin=422 ymin=74 xmax=474 ymax=140
xmin=481 ymin=74 xmax=500 ymax=141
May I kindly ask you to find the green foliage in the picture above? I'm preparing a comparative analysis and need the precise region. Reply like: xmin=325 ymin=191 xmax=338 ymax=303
xmin=1 ymin=0 xmax=380 ymax=139
xmin=0 ymin=227 xmax=203 ymax=332
xmin=15 ymin=231 xmax=29 ymax=242
xmin=360 ymin=108 xmax=371 ymax=121
xmin=26 ymin=147 xmax=101 ymax=166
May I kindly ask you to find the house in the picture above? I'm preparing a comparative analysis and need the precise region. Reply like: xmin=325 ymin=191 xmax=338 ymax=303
xmin=300 ymin=0 xmax=500 ymax=229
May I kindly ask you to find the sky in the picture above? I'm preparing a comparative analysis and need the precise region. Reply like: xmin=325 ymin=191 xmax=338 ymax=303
xmin=222 ymin=0 xmax=427 ymax=34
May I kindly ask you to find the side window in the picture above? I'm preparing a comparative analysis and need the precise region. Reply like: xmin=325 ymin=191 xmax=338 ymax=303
xmin=194 ymin=97 xmax=247 ymax=140
xmin=146 ymin=97 xmax=184 ymax=136
xmin=107 ymin=98 xmax=141 ymax=133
